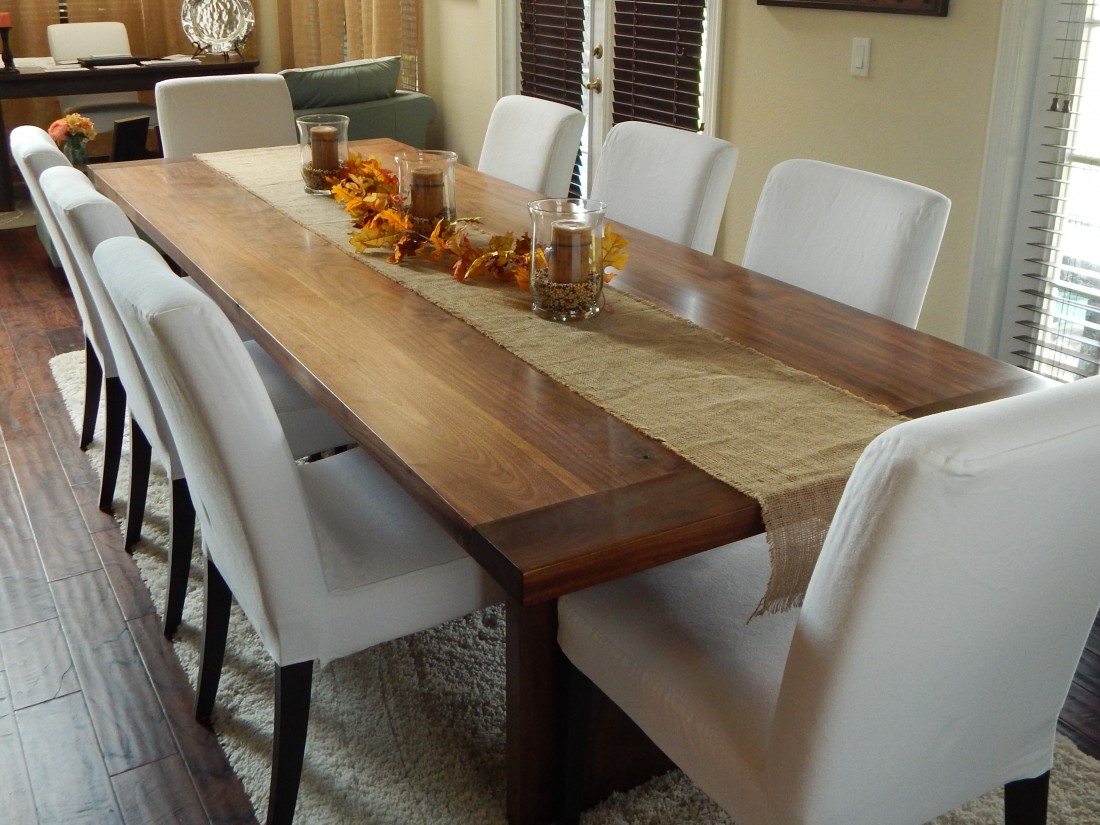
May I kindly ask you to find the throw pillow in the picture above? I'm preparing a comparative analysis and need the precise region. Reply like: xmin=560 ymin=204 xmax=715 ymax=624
xmin=280 ymin=56 xmax=401 ymax=109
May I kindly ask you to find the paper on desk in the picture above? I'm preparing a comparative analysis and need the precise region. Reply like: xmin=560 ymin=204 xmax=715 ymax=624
xmin=13 ymin=56 xmax=57 ymax=68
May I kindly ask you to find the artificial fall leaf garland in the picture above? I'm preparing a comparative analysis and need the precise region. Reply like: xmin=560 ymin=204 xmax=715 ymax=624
xmin=327 ymin=153 xmax=629 ymax=290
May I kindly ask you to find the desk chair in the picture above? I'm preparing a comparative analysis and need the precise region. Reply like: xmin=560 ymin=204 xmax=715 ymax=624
xmin=743 ymin=159 xmax=951 ymax=327
xmin=41 ymin=168 xmax=352 ymax=636
xmin=155 ymin=74 xmax=296 ymax=158
xmin=95 ymin=235 xmax=501 ymax=824
xmin=47 ymin=22 xmax=159 ymax=136
xmin=589 ymin=120 xmax=737 ymax=254
xmin=560 ymin=376 xmax=1100 ymax=825
xmin=478 ymin=95 xmax=585 ymax=198
xmin=110 ymin=115 xmax=160 ymax=162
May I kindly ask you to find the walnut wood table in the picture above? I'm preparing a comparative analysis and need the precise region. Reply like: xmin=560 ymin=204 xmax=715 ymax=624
xmin=93 ymin=140 xmax=1051 ymax=824
xmin=0 ymin=56 xmax=257 ymax=212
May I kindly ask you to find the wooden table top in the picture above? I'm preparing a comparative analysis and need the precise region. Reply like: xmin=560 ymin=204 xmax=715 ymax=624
xmin=92 ymin=139 xmax=1051 ymax=606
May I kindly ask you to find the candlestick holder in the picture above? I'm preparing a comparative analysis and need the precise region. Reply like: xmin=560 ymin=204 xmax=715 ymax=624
xmin=296 ymin=114 xmax=349 ymax=194
xmin=1 ymin=26 xmax=19 ymax=73
xmin=395 ymin=149 xmax=457 ymax=234
xmin=529 ymin=198 xmax=606 ymax=321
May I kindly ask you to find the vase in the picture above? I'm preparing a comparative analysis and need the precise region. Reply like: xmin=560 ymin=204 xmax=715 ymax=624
xmin=528 ymin=198 xmax=607 ymax=321
xmin=296 ymin=114 xmax=350 ymax=194
xmin=395 ymin=150 xmax=457 ymax=234
xmin=63 ymin=135 xmax=88 ymax=173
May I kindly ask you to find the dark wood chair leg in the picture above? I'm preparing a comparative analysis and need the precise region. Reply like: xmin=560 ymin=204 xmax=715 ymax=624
xmin=80 ymin=339 xmax=102 ymax=451
xmin=97 ymin=376 xmax=126 ymax=513
xmin=267 ymin=660 xmax=314 ymax=825
xmin=195 ymin=556 xmax=231 ymax=724
xmin=560 ymin=661 xmax=594 ymax=825
xmin=163 ymin=477 xmax=196 ymax=638
xmin=124 ymin=417 xmax=151 ymax=552
xmin=1005 ymin=771 xmax=1049 ymax=825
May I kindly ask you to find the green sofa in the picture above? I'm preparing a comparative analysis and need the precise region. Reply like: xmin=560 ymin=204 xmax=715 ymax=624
xmin=280 ymin=57 xmax=435 ymax=148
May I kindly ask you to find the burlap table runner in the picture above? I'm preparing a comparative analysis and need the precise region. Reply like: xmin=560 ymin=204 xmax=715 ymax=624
xmin=197 ymin=146 xmax=904 ymax=614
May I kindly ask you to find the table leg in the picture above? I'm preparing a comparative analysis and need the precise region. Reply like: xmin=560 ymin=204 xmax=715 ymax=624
xmin=1 ymin=102 xmax=14 ymax=213
xmin=506 ymin=597 xmax=567 ymax=825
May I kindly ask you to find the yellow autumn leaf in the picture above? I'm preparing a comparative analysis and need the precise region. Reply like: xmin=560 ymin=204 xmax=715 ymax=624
xmin=601 ymin=225 xmax=630 ymax=279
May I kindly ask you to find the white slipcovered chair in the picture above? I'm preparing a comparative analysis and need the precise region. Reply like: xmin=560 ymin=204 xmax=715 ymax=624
xmin=47 ymin=22 xmax=159 ymax=136
xmin=589 ymin=120 xmax=738 ymax=254
xmin=559 ymin=376 xmax=1100 ymax=825
xmin=155 ymin=74 xmax=297 ymax=159
xmin=41 ymin=167 xmax=351 ymax=636
xmin=478 ymin=94 xmax=585 ymax=198
xmin=11 ymin=125 xmax=124 ymax=509
xmin=95 ymin=235 xmax=502 ymax=824
xmin=743 ymin=159 xmax=951 ymax=327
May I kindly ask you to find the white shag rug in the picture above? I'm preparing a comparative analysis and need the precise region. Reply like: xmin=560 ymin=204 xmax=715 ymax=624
xmin=49 ymin=349 xmax=1100 ymax=824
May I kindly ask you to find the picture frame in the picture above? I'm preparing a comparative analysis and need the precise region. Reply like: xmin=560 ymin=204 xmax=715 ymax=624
xmin=757 ymin=0 xmax=949 ymax=16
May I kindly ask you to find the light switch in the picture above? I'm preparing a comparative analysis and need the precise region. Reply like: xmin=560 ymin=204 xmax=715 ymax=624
xmin=851 ymin=37 xmax=871 ymax=77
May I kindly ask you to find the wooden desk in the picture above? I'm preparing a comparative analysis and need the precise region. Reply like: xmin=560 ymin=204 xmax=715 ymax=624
xmin=0 ymin=56 xmax=258 ymax=211
xmin=93 ymin=140 xmax=1050 ymax=824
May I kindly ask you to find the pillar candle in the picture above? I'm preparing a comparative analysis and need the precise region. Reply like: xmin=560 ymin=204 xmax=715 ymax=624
xmin=0 ymin=12 xmax=12 ymax=26
xmin=550 ymin=220 xmax=593 ymax=284
xmin=409 ymin=167 xmax=446 ymax=221
xmin=310 ymin=125 xmax=339 ymax=171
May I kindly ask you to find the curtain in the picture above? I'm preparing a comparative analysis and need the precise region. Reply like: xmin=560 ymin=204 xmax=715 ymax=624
xmin=276 ymin=0 xmax=421 ymax=90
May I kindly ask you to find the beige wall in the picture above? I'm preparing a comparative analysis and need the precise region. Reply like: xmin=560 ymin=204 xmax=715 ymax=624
xmin=421 ymin=0 xmax=1005 ymax=343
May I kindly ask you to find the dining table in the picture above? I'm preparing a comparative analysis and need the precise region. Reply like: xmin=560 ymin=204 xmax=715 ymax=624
xmin=92 ymin=138 xmax=1052 ymax=825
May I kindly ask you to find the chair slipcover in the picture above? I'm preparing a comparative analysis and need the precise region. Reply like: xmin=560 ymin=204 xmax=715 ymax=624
xmin=47 ymin=22 xmax=159 ymax=134
xmin=477 ymin=95 xmax=585 ymax=198
xmin=155 ymin=74 xmax=297 ymax=159
xmin=589 ymin=120 xmax=738 ymax=254
xmin=743 ymin=159 xmax=951 ymax=327
xmin=95 ymin=234 xmax=500 ymax=820
xmin=94 ymin=234 xmax=500 ymax=666
xmin=560 ymin=376 xmax=1100 ymax=825
xmin=39 ymin=166 xmax=350 ymax=462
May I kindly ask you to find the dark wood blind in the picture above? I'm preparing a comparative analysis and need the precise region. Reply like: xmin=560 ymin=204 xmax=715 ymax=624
xmin=519 ymin=0 xmax=585 ymax=195
xmin=611 ymin=0 xmax=705 ymax=130
xmin=519 ymin=0 xmax=585 ymax=111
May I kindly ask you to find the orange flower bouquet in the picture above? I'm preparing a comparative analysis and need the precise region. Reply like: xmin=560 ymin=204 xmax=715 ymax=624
xmin=48 ymin=113 xmax=97 ymax=170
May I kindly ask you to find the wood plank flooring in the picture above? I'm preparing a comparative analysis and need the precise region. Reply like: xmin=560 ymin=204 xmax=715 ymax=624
xmin=0 ymin=219 xmax=1099 ymax=823
xmin=0 ymin=224 xmax=256 ymax=824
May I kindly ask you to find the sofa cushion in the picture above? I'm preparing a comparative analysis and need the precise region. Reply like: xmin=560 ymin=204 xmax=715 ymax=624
xmin=280 ymin=57 xmax=401 ymax=109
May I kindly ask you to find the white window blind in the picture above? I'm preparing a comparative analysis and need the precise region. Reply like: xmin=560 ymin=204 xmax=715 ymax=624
xmin=1010 ymin=1 xmax=1100 ymax=381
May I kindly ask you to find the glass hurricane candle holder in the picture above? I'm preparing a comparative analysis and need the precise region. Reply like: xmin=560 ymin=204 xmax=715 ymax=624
xmin=529 ymin=198 xmax=606 ymax=322
xmin=297 ymin=113 xmax=349 ymax=194
xmin=395 ymin=149 xmax=457 ymax=233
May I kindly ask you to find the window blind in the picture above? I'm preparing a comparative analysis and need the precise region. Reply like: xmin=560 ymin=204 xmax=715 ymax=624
xmin=1013 ymin=1 xmax=1100 ymax=381
xmin=519 ymin=0 xmax=585 ymax=111
xmin=610 ymin=0 xmax=705 ymax=131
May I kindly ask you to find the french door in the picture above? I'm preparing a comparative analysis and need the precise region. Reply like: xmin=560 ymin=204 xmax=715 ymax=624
xmin=515 ymin=0 xmax=716 ymax=195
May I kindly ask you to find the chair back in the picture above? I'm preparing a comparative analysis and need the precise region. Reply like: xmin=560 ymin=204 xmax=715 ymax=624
xmin=155 ymin=75 xmax=297 ymax=158
xmin=478 ymin=95 xmax=585 ymax=198
xmin=743 ymin=159 xmax=950 ymax=327
xmin=40 ymin=167 xmax=182 ymax=477
xmin=47 ymin=22 xmax=143 ymax=115
xmin=589 ymin=120 xmax=737 ymax=254
xmin=93 ymin=237 xmax=325 ymax=660
xmin=9 ymin=127 xmax=116 ymax=374
xmin=765 ymin=376 xmax=1100 ymax=825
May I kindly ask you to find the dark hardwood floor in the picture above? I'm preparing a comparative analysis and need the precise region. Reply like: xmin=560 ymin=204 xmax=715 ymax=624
xmin=0 ymin=223 xmax=256 ymax=824
xmin=0 ymin=218 xmax=1099 ymax=823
